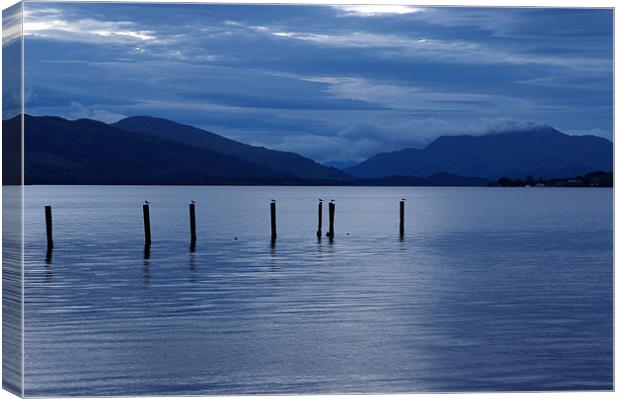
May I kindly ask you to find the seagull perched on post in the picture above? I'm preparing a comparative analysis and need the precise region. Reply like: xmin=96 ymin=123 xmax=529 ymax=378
xmin=190 ymin=200 xmax=196 ymax=204
xmin=144 ymin=200 xmax=149 ymax=204
xmin=271 ymin=199 xmax=276 ymax=202
xmin=319 ymin=198 xmax=323 ymax=202
xmin=330 ymin=199 xmax=335 ymax=202
xmin=401 ymin=198 xmax=406 ymax=201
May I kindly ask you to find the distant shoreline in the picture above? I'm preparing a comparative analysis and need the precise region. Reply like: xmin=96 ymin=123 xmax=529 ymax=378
xmin=19 ymin=170 xmax=612 ymax=188
xmin=20 ymin=184 xmax=612 ymax=189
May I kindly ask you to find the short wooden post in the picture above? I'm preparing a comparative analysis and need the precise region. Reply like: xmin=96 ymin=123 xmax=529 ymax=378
xmin=317 ymin=200 xmax=323 ymax=238
xmin=143 ymin=203 xmax=151 ymax=246
xmin=189 ymin=202 xmax=197 ymax=245
xmin=400 ymin=199 xmax=405 ymax=236
xmin=270 ymin=201 xmax=277 ymax=240
xmin=327 ymin=201 xmax=335 ymax=239
xmin=45 ymin=205 xmax=53 ymax=249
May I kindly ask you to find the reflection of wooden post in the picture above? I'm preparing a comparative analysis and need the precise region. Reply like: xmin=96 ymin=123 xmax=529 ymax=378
xmin=45 ymin=205 xmax=54 ymax=249
xmin=327 ymin=202 xmax=335 ymax=239
xmin=45 ymin=248 xmax=53 ymax=264
xmin=189 ymin=203 xmax=197 ymax=245
xmin=400 ymin=200 xmax=405 ymax=236
xmin=270 ymin=201 xmax=277 ymax=241
xmin=317 ymin=200 xmax=323 ymax=238
xmin=143 ymin=204 xmax=151 ymax=246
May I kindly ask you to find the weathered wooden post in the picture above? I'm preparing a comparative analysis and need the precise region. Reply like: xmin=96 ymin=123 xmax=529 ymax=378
xmin=317 ymin=200 xmax=323 ymax=238
xmin=327 ymin=201 xmax=335 ymax=239
xmin=400 ymin=199 xmax=405 ymax=236
xmin=143 ymin=203 xmax=151 ymax=246
xmin=189 ymin=202 xmax=197 ymax=245
xmin=270 ymin=200 xmax=277 ymax=241
xmin=45 ymin=205 xmax=54 ymax=249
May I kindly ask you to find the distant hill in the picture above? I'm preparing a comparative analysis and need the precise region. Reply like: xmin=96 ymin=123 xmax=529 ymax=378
xmin=354 ymin=173 xmax=489 ymax=187
xmin=3 ymin=115 xmax=21 ymax=185
xmin=113 ymin=116 xmax=350 ymax=180
xmin=323 ymin=160 xmax=357 ymax=170
xmin=346 ymin=125 xmax=613 ymax=179
xmin=15 ymin=115 xmax=293 ymax=185
xmin=8 ymin=114 xmax=612 ymax=186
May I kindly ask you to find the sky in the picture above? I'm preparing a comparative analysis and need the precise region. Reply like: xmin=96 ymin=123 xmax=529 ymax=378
xmin=12 ymin=3 xmax=614 ymax=164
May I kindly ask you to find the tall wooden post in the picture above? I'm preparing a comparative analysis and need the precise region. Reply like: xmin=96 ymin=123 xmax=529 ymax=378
xmin=189 ymin=202 xmax=197 ymax=245
xmin=400 ymin=199 xmax=405 ymax=236
xmin=45 ymin=205 xmax=53 ymax=249
xmin=327 ymin=201 xmax=335 ymax=239
xmin=270 ymin=201 xmax=277 ymax=241
xmin=143 ymin=203 xmax=151 ymax=246
xmin=317 ymin=200 xmax=323 ymax=238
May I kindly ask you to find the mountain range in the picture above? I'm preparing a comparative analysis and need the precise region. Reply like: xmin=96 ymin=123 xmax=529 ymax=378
xmin=3 ymin=114 xmax=612 ymax=186
xmin=346 ymin=125 xmax=612 ymax=179
xmin=112 ymin=116 xmax=349 ymax=180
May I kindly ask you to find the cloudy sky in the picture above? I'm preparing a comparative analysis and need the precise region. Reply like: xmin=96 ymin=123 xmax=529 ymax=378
xmin=18 ymin=3 xmax=613 ymax=164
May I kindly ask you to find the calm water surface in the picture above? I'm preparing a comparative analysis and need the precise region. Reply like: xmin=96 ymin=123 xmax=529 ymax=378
xmin=23 ymin=186 xmax=613 ymax=395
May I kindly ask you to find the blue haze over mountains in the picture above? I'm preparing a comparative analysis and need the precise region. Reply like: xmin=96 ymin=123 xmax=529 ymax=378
xmin=8 ymin=114 xmax=612 ymax=185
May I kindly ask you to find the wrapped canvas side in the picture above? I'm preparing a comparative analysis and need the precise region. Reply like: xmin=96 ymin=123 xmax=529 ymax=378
xmin=2 ymin=2 xmax=24 ymax=397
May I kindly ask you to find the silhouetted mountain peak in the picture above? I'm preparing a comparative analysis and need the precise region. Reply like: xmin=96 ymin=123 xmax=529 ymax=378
xmin=116 ymin=115 xmax=202 ymax=129
xmin=347 ymin=125 xmax=612 ymax=180
xmin=113 ymin=115 xmax=351 ymax=180
xmin=19 ymin=114 xmax=296 ymax=185
xmin=73 ymin=118 xmax=112 ymax=129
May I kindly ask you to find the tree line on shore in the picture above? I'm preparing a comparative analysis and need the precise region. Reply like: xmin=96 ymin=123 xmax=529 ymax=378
xmin=488 ymin=171 xmax=613 ymax=187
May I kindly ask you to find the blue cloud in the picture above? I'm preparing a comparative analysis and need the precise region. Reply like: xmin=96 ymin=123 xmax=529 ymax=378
xmin=20 ymin=3 xmax=613 ymax=162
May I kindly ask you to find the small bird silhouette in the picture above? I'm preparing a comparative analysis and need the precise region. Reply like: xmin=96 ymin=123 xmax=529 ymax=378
xmin=319 ymin=198 xmax=323 ymax=202
xmin=401 ymin=198 xmax=406 ymax=201
xmin=190 ymin=200 xmax=196 ymax=204
xmin=271 ymin=199 xmax=276 ymax=202
xmin=144 ymin=200 xmax=149 ymax=204
xmin=330 ymin=199 xmax=335 ymax=202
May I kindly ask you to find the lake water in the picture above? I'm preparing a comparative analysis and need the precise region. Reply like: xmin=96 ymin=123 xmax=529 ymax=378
xmin=22 ymin=186 xmax=613 ymax=395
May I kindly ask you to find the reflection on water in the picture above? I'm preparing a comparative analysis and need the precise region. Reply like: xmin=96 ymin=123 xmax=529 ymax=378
xmin=22 ymin=186 xmax=613 ymax=396
xmin=45 ymin=248 xmax=53 ymax=264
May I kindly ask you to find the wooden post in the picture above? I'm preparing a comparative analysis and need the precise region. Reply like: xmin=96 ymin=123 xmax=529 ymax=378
xmin=327 ymin=201 xmax=335 ymax=239
xmin=143 ymin=203 xmax=151 ymax=246
xmin=45 ymin=205 xmax=53 ymax=249
xmin=189 ymin=203 xmax=197 ymax=245
xmin=270 ymin=201 xmax=277 ymax=240
xmin=400 ymin=199 xmax=405 ymax=236
xmin=317 ymin=200 xmax=323 ymax=238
